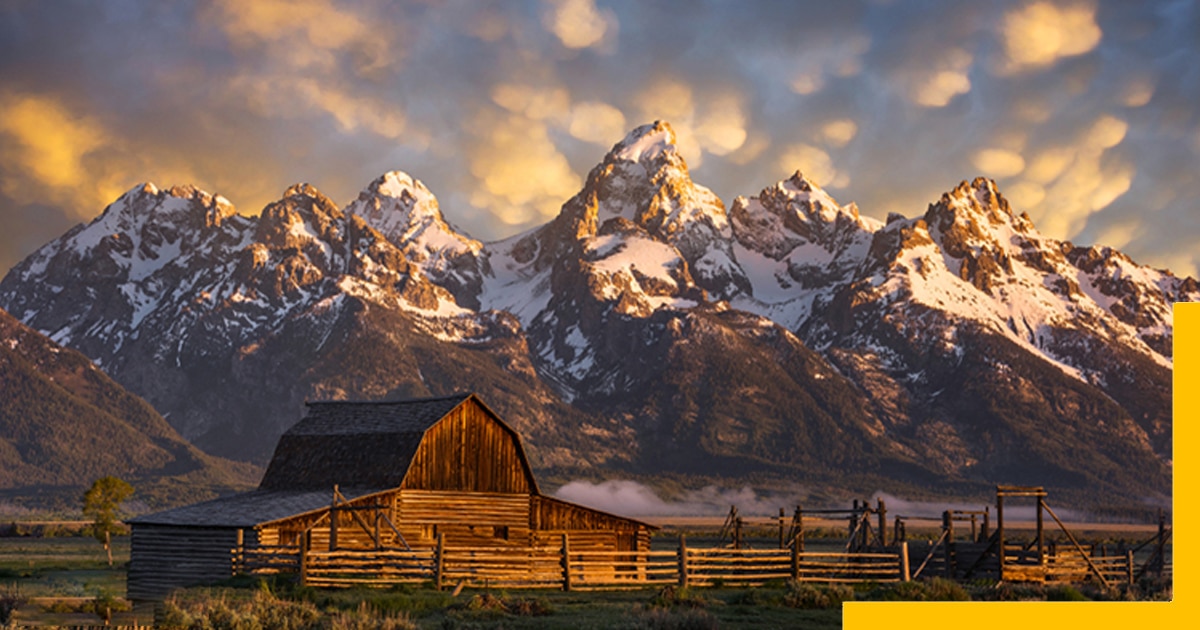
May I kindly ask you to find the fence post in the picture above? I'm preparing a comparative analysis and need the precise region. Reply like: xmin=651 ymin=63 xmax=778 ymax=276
xmin=561 ymin=533 xmax=572 ymax=592
xmin=299 ymin=530 xmax=309 ymax=586
xmin=779 ymin=508 xmax=786 ymax=550
xmin=678 ymin=534 xmax=689 ymax=588
xmin=791 ymin=533 xmax=801 ymax=580
xmin=1126 ymin=549 xmax=1135 ymax=585
xmin=877 ymin=499 xmax=887 ymax=548
xmin=942 ymin=511 xmax=954 ymax=579
xmin=234 ymin=529 xmax=244 ymax=576
xmin=900 ymin=541 xmax=910 ymax=582
xmin=435 ymin=532 xmax=445 ymax=591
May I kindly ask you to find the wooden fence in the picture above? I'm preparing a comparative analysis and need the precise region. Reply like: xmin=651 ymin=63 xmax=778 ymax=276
xmin=235 ymin=535 xmax=909 ymax=591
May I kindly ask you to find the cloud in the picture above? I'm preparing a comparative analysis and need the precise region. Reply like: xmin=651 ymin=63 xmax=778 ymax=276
xmin=695 ymin=96 xmax=748 ymax=156
xmin=1121 ymin=77 xmax=1156 ymax=108
xmin=997 ymin=1 xmax=1102 ymax=74
xmin=910 ymin=49 xmax=973 ymax=107
xmin=820 ymin=119 xmax=858 ymax=148
xmin=634 ymin=80 xmax=703 ymax=166
xmin=542 ymin=0 xmax=617 ymax=50
xmin=466 ymin=111 xmax=581 ymax=226
xmin=778 ymin=143 xmax=849 ymax=189
xmin=209 ymin=0 xmax=394 ymax=75
xmin=568 ymin=101 xmax=627 ymax=145
xmin=0 ymin=92 xmax=145 ymax=217
xmin=788 ymin=34 xmax=871 ymax=95
xmin=491 ymin=83 xmax=572 ymax=123
xmin=971 ymin=148 xmax=1026 ymax=178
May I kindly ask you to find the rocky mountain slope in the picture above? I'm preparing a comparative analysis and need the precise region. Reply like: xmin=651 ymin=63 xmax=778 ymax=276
xmin=0 ymin=307 xmax=258 ymax=510
xmin=0 ymin=121 xmax=1188 ymax=510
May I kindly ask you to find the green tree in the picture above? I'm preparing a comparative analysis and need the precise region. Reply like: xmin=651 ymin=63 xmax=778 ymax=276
xmin=82 ymin=476 xmax=134 ymax=568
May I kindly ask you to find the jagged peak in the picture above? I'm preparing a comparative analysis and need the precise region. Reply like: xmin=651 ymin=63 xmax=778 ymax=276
xmin=609 ymin=120 xmax=678 ymax=164
xmin=933 ymin=177 xmax=1017 ymax=222
xmin=364 ymin=171 xmax=434 ymax=201
xmin=282 ymin=182 xmax=324 ymax=199
xmin=104 ymin=182 xmax=236 ymax=224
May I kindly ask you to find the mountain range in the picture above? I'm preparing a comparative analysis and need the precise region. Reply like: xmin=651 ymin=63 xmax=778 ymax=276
xmin=0 ymin=307 xmax=258 ymax=510
xmin=0 ymin=121 xmax=1187 ymax=513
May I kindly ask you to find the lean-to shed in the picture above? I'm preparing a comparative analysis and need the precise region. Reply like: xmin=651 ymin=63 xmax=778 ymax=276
xmin=127 ymin=393 xmax=654 ymax=599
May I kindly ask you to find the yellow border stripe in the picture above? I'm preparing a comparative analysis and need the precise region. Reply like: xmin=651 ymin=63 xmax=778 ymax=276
xmin=845 ymin=302 xmax=1194 ymax=628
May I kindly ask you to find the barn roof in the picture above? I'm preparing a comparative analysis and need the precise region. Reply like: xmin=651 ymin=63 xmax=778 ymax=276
xmin=257 ymin=393 xmax=535 ymax=492
xmin=127 ymin=487 xmax=385 ymax=527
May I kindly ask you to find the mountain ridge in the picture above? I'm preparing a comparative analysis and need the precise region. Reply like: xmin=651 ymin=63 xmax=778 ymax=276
xmin=0 ymin=120 xmax=1186 ymax=511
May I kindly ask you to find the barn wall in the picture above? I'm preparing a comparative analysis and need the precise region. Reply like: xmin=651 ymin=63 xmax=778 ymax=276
xmin=395 ymin=489 xmax=532 ymax=546
xmin=128 ymin=525 xmax=253 ymax=600
xmin=401 ymin=401 xmax=533 ymax=494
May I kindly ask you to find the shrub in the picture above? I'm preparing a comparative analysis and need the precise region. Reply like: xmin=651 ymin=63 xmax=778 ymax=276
xmin=625 ymin=606 xmax=720 ymax=630
xmin=783 ymin=581 xmax=854 ymax=609
xmin=0 ymin=584 xmax=25 ymax=626
xmin=649 ymin=585 xmax=710 ymax=609
xmin=1046 ymin=585 xmax=1089 ymax=601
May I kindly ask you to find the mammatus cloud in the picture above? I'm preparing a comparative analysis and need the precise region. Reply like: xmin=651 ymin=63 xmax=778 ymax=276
xmin=466 ymin=111 xmax=581 ymax=225
xmin=788 ymin=34 xmax=871 ymax=95
xmin=910 ymin=48 xmax=973 ymax=107
xmin=820 ymin=119 xmax=858 ymax=148
xmin=208 ymin=0 xmax=393 ymax=74
xmin=972 ymin=148 xmax=1026 ymax=178
xmin=778 ymin=143 xmax=849 ymax=189
xmin=542 ymin=0 xmax=617 ymax=50
xmin=996 ymin=1 xmax=1102 ymax=74
xmin=1013 ymin=115 xmax=1132 ymax=239
xmin=568 ymin=101 xmax=627 ymax=145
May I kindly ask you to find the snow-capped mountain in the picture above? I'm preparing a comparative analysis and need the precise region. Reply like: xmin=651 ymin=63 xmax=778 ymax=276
xmin=0 ymin=121 xmax=1186 ymax=509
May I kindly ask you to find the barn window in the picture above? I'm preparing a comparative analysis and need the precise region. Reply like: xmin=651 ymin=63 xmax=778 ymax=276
xmin=494 ymin=526 xmax=509 ymax=540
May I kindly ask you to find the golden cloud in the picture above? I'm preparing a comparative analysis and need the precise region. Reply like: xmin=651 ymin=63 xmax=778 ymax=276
xmin=467 ymin=112 xmax=581 ymax=225
xmin=695 ymin=96 xmax=747 ymax=156
xmin=634 ymin=81 xmax=702 ymax=166
xmin=971 ymin=148 xmax=1026 ymax=178
xmin=568 ymin=102 xmax=627 ymax=145
xmin=820 ymin=119 xmax=858 ymax=148
xmin=1005 ymin=180 xmax=1046 ymax=209
xmin=1121 ymin=78 xmax=1155 ymax=108
xmin=210 ymin=0 xmax=393 ymax=75
xmin=542 ymin=0 xmax=615 ymax=50
xmin=778 ymin=143 xmax=848 ymax=188
xmin=0 ymin=93 xmax=151 ymax=218
xmin=491 ymin=84 xmax=572 ymax=123
xmin=1084 ymin=115 xmax=1128 ymax=149
xmin=997 ymin=1 xmax=1102 ymax=74
xmin=910 ymin=49 xmax=973 ymax=107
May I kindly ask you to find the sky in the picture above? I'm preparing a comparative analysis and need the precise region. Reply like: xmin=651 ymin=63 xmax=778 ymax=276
xmin=0 ymin=0 xmax=1197 ymax=278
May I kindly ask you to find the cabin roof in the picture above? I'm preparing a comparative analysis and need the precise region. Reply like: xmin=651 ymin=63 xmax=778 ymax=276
xmin=258 ymin=393 xmax=493 ymax=491
xmin=127 ymin=487 xmax=386 ymax=527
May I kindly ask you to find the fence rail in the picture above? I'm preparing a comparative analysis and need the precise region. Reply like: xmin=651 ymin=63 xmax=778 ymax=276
xmin=235 ymin=537 xmax=1166 ymax=591
xmin=235 ymin=538 xmax=908 ymax=590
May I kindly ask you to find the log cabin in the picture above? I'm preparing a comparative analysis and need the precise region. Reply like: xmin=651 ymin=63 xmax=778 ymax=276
xmin=127 ymin=393 xmax=654 ymax=599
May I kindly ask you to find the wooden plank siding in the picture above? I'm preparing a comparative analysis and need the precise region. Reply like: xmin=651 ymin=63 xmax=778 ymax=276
xmin=400 ymin=402 xmax=535 ymax=494
xmin=128 ymin=525 xmax=255 ymax=600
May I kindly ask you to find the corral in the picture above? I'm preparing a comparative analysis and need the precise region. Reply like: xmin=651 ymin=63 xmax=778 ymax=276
xmin=126 ymin=393 xmax=653 ymax=599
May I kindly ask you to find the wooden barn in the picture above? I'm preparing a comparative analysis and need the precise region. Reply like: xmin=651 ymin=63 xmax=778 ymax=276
xmin=127 ymin=393 xmax=654 ymax=599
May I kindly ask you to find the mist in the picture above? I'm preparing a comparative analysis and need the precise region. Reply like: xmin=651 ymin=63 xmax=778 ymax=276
xmin=552 ymin=481 xmax=1086 ymax=522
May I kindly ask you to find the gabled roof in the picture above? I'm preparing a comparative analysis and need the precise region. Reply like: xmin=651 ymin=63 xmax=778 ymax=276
xmin=257 ymin=393 xmax=536 ymax=492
